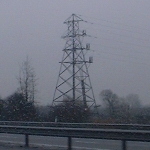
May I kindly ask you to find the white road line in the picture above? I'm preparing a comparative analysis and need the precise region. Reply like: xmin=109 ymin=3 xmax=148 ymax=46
xmin=0 ymin=140 xmax=110 ymax=150
xmin=0 ymin=135 xmax=18 ymax=139
xmin=31 ymin=143 xmax=110 ymax=150
xmin=75 ymin=140 xmax=98 ymax=144
xmin=70 ymin=146 xmax=110 ymax=150
xmin=0 ymin=140 xmax=24 ymax=145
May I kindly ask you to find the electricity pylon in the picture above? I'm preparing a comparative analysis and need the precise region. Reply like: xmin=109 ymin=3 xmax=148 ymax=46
xmin=52 ymin=14 xmax=98 ymax=114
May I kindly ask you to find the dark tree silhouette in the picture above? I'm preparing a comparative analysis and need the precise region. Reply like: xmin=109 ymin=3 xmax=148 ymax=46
xmin=18 ymin=56 xmax=37 ymax=103
xmin=51 ymin=99 xmax=91 ymax=123
xmin=5 ymin=92 xmax=37 ymax=121
xmin=100 ymin=89 xmax=118 ymax=118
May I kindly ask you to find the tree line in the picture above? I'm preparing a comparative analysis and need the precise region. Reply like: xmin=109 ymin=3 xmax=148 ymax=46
xmin=1 ymin=89 xmax=150 ymax=124
xmin=0 ymin=57 xmax=150 ymax=124
xmin=99 ymin=89 xmax=150 ymax=124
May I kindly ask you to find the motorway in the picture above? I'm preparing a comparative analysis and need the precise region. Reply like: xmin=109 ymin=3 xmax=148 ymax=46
xmin=0 ymin=133 xmax=150 ymax=150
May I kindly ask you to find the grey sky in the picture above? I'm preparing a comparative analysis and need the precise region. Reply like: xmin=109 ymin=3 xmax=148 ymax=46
xmin=0 ymin=0 xmax=150 ymax=105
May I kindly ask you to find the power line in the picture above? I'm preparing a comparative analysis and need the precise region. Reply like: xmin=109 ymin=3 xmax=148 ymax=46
xmin=87 ymin=28 xmax=149 ymax=42
xmin=74 ymin=15 xmax=150 ymax=74
xmin=78 ymin=16 xmax=150 ymax=57
xmin=89 ymin=42 xmax=150 ymax=56
xmin=90 ymin=36 xmax=150 ymax=49
xmin=78 ymin=14 xmax=150 ymax=33
xmin=93 ymin=50 xmax=150 ymax=67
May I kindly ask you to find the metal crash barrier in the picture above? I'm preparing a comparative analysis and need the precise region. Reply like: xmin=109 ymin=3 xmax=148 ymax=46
xmin=0 ymin=124 xmax=150 ymax=150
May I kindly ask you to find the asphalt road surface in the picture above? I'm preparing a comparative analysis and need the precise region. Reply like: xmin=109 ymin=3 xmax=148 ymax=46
xmin=0 ymin=133 xmax=150 ymax=150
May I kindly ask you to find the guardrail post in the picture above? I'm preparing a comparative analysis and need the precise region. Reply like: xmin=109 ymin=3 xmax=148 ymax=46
xmin=25 ymin=134 xmax=29 ymax=147
xmin=68 ymin=136 xmax=72 ymax=150
xmin=122 ymin=140 xmax=126 ymax=150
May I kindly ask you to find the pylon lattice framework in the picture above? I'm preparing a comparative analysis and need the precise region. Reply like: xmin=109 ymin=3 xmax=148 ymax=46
xmin=52 ymin=14 xmax=97 ymax=110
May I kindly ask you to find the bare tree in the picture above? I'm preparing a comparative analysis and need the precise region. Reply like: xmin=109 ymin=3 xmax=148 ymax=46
xmin=18 ymin=56 xmax=37 ymax=103
xmin=100 ymin=89 xmax=118 ymax=118
xmin=126 ymin=93 xmax=141 ymax=108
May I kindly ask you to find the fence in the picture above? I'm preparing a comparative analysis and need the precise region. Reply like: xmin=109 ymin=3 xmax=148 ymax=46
xmin=0 ymin=121 xmax=150 ymax=130
xmin=0 ymin=123 xmax=150 ymax=150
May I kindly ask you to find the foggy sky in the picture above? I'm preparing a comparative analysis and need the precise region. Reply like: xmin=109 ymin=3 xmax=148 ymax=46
xmin=1 ymin=0 xmax=150 ymax=105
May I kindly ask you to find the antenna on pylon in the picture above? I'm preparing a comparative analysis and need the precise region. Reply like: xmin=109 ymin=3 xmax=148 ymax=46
xmin=52 ymin=14 xmax=99 ymax=117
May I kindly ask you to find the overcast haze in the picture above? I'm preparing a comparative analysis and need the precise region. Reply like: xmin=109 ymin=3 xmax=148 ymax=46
xmin=1 ymin=0 xmax=150 ymax=105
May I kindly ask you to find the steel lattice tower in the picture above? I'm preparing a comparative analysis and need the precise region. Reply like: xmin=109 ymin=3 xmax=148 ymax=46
xmin=52 ymin=14 xmax=98 ymax=112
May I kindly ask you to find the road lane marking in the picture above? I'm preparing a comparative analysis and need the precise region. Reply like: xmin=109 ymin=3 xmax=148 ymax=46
xmin=0 ymin=135 xmax=18 ymax=139
xmin=70 ymin=145 xmax=110 ymax=150
xmin=0 ymin=140 xmax=24 ymax=145
xmin=75 ymin=140 xmax=98 ymax=144
xmin=0 ymin=140 xmax=110 ymax=150
xmin=31 ymin=143 xmax=110 ymax=150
